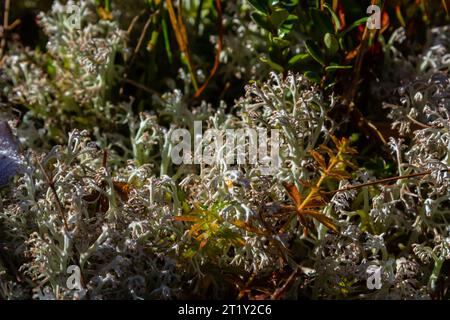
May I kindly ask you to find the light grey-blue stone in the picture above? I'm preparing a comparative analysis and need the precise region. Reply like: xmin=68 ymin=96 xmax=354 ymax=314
xmin=0 ymin=121 xmax=23 ymax=186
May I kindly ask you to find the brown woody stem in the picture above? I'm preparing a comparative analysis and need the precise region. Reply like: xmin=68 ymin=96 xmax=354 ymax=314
xmin=326 ymin=169 xmax=450 ymax=195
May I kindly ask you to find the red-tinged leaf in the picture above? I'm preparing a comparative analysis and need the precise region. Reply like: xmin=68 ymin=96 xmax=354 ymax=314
xmin=300 ymin=197 xmax=326 ymax=209
xmin=232 ymin=237 xmax=246 ymax=247
xmin=195 ymin=231 xmax=209 ymax=241
xmin=310 ymin=150 xmax=327 ymax=169
xmin=97 ymin=6 xmax=113 ymax=20
xmin=318 ymin=145 xmax=336 ymax=158
xmin=283 ymin=183 xmax=302 ymax=206
xmin=443 ymin=0 xmax=449 ymax=15
xmin=254 ymin=293 xmax=271 ymax=300
xmin=112 ymin=181 xmax=132 ymax=202
xmin=173 ymin=215 xmax=200 ymax=222
xmin=343 ymin=159 xmax=358 ymax=170
xmin=298 ymin=209 xmax=322 ymax=216
xmin=344 ymin=44 xmax=361 ymax=62
xmin=302 ymin=211 xmax=339 ymax=234
xmin=380 ymin=11 xmax=390 ymax=34
xmin=345 ymin=146 xmax=358 ymax=155
xmin=330 ymin=135 xmax=343 ymax=148
xmin=232 ymin=220 xmax=267 ymax=236
xmin=337 ymin=2 xmax=346 ymax=29
xmin=328 ymin=170 xmax=351 ymax=179
xmin=274 ymin=204 xmax=297 ymax=214
xmin=189 ymin=223 xmax=204 ymax=237
xmin=199 ymin=238 xmax=208 ymax=249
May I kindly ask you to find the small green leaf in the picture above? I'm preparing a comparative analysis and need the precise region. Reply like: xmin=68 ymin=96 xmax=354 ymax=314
xmin=339 ymin=37 xmax=346 ymax=51
xmin=325 ymin=81 xmax=337 ymax=90
xmin=271 ymin=8 xmax=290 ymax=28
xmin=305 ymin=40 xmax=325 ymax=66
xmin=147 ymin=30 xmax=159 ymax=52
xmin=251 ymin=11 xmax=271 ymax=31
xmin=280 ymin=0 xmax=299 ymax=11
xmin=247 ymin=0 xmax=271 ymax=14
xmin=46 ymin=60 xmax=56 ymax=78
xmin=278 ymin=14 xmax=299 ymax=35
xmin=288 ymin=53 xmax=310 ymax=66
xmin=161 ymin=17 xmax=173 ymax=64
xmin=260 ymin=56 xmax=285 ymax=72
xmin=272 ymin=37 xmax=291 ymax=47
xmin=325 ymin=64 xmax=352 ymax=71
xmin=304 ymin=71 xmax=321 ymax=83
xmin=310 ymin=9 xmax=334 ymax=35
xmin=339 ymin=17 xmax=369 ymax=37
xmin=324 ymin=33 xmax=339 ymax=55
xmin=323 ymin=3 xmax=341 ymax=31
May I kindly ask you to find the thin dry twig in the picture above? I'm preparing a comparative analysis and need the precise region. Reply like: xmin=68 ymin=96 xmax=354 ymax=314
xmin=134 ymin=13 xmax=154 ymax=57
xmin=127 ymin=9 xmax=146 ymax=34
xmin=442 ymin=0 xmax=449 ymax=15
xmin=325 ymin=169 xmax=450 ymax=195
xmin=194 ymin=0 xmax=224 ymax=98
xmin=270 ymin=267 xmax=300 ymax=300
xmin=37 ymin=161 xmax=70 ymax=233
xmin=166 ymin=0 xmax=198 ymax=90
xmin=0 ymin=0 xmax=11 ymax=63
xmin=337 ymin=0 xmax=388 ymax=146
xmin=120 ymin=9 xmax=159 ymax=96
xmin=122 ymin=77 xmax=161 ymax=97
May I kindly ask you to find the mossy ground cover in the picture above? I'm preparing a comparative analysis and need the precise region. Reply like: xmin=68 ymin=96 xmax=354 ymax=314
xmin=0 ymin=0 xmax=449 ymax=300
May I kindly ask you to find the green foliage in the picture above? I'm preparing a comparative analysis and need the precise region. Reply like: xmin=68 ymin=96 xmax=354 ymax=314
xmin=246 ymin=0 xmax=449 ymax=86
xmin=0 ymin=0 xmax=449 ymax=301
